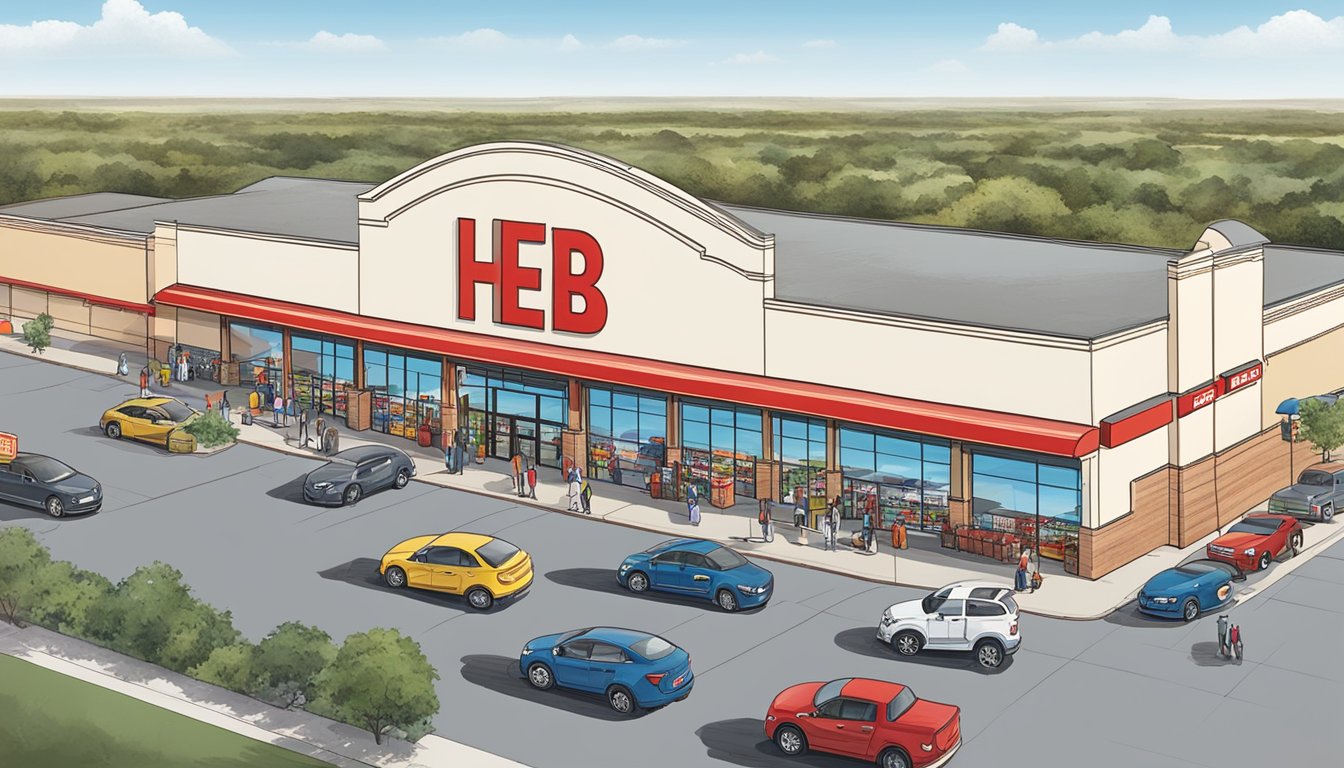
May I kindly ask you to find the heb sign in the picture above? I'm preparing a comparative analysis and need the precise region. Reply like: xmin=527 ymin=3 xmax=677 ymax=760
xmin=0 ymin=431 xmax=16 ymax=463
xmin=456 ymin=218 xmax=609 ymax=335
xmin=1176 ymin=381 xmax=1220 ymax=417
xmin=1220 ymin=361 xmax=1263 ymax=395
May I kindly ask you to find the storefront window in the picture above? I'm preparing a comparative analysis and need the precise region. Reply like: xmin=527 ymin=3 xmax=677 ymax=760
xmin=838 ymin=427 xmax=951 ymax=530
xmin=227 ymin=322 xmax=283 ymax=392
xmin=589 ymin=386 xmax=666 ymax=489
xmin=462 ymin=367 xmax=568 ymax=468
xmin=971 ymin=450 xmax=1081 ymax=566
xmin=773 ymin=415 xmax=827 ymax=513
xmin=290 ymin=333 xmax=355 ymax=418
xmin=681 ymin=402 xmax=762 ymax=499
xmin=364 ymin=347 xmax=441 ymax=441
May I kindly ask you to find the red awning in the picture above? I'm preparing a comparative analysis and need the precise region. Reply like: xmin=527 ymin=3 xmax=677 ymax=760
xmin=154 ymin=284 xmax=1099 ymax=458
xmin=2 ymin=276 xmax=154 ymax=315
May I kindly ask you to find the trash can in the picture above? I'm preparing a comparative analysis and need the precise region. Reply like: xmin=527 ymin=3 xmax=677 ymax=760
xmin=417 ymin=423 xmax=432 ymax=447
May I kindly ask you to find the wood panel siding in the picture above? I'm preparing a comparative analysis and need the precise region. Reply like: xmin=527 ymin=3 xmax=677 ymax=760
xmin=1080 ymin=466 xmax=1170 ymax=579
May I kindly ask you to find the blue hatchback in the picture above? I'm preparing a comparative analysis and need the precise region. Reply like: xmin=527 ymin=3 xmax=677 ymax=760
xmin=1138 ymin=560 xmax=1240 ymax=621
xmin=519 ymin=627 xmax=693 ymax=715
xmin=616 ymin=538 xmax=773 ymax=611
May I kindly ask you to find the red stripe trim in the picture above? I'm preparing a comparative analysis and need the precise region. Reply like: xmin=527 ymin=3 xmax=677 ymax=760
xmin=155 ymin=284 xmax=1099 ymax=458
xmin=1 ymin=276 xmax=154 ymax=315
xmin=1099 ymin=398 xmax=1173 ymax=448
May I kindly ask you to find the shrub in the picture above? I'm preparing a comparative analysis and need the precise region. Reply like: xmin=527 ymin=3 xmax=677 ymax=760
xmin=184 ymin=409 xmax=239 ymax=448
xmin=21 ymin=313 xmax=53 ymax=354
xmin=252 ymin=622 xmax=337 ymax=709
xmin=310 ymin=628 xmax=440 ymax=745
xmin=0 ymin=527 xmax=52 ymax=627
xmin=189 ymin=644 xmax=261 ymax=694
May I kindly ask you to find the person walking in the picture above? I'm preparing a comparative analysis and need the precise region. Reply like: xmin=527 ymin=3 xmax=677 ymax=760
xmin=1016 ymin=547 xmax=1032 ymax=592
xmin=861 ymin=509 xmax=874 ymax=553
xmin=687 ymin=482 xmax=698 ymax=512
xmin=510 ymin=453 xmax=524 ymax=495
xmin=298 ymin=406 xmax=310 ymax=448
xmin=221 ymin=392 xmax=231 ymax=424
xmin=830 ymin=503 xmax=842 ymax=551
xmin=139 ymin=366 xmax=150 ymax=398
xmin=272 ymin=393 xmax=284 ymax=428
xmin=688 ymin=495 xmax=701 ymax=526
xmin=454 ymin=428 xmax=468 ymax=474
xmin=758 ymin=499 xmax=773 ymax=542
xmin=580 ymin=475 xmax=593 ymax=515
xmin=792 ymin=491 xmax=807 ymax=529
xmin=526 ymin=461 xmax=538 ymax=500
xmin=821 ymin=509 xmax=834 ymax=551
xmin=566 ymin=466 xmax=581 ymax=511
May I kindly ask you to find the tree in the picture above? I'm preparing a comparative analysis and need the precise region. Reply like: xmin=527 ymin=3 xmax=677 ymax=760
xmin=935 ymin=177 xmax=1071 ymax=235
xmin=310 ymin=628 xmax=440 ymax=745
xmin=253 ymin=622 xmax=337 ymax=708
xmin=25 ymin=561 xmax=113 ymax=636
xmin=190 ymin=643 xmax=261 ymax=694
xmin=0 ymin=527 xmax=52 ymax=627
xmin=1297 ymin=398 xmax=1344 ymax=462
xmin=22 ymin=313 xmax=53 ymax=354
xmin=83 ymin=562 xmax=241 ymax=673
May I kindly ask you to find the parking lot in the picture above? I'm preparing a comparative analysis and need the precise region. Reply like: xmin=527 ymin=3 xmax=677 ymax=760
xmin=2 ymin=347 xmax=1342 ymax=768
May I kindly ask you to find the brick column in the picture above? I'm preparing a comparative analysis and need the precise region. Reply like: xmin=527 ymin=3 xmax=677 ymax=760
xmin=562 ymin=377 xmax=586 ymax=471
xmin=947 ymin=441 xmax=972 ymax=527
xmin=441 ymin=360 xmax=459 ymax=437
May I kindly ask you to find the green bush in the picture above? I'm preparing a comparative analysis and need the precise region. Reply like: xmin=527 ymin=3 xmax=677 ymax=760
xmin=310 ymin=628 xmax=440 ymax=745
xmin=21 ymin=312 xmax=53 ymax=354
xmin=190 ymin=644 xmax=261 ymax=694
xmin=252 ymin=622 xmax=337 ymax=709
xmin=0 ymin=527 xmax=53 ymax=627
xmin=184 ymin=409 xmax=239 ymax=448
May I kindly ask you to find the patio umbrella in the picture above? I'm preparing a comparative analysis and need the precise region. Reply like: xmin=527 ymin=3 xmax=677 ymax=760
xmin=1276 ymin=394 xmax=1338 ymax=416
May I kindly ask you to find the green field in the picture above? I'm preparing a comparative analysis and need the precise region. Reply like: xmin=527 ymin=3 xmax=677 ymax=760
xmin=0 ymin=653 xmax=333 ymax=768
xmin=1 ymin=105 xmax=1343 ymax=250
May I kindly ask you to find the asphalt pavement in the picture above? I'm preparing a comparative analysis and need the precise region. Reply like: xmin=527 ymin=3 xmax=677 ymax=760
xmin=1 ymin=347 xmax=1341 ymax=768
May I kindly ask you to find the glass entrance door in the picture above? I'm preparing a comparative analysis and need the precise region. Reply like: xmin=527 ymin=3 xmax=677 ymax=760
xmin=492 ymin=415 xmax=513 ymax=459
xmin=515 ymin=419 xmax=539 ymax=466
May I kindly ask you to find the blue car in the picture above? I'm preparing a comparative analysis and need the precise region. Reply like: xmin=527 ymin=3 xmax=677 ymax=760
xmin=616 ymin=538 xmax=773 ymax=611
xmin=519 ymin=627 xmax=693 ymax=715
xmin=1137 ymin=560 xmax=1240 ymax=621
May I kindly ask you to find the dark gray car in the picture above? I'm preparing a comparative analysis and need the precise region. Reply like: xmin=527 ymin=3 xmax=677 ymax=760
xmin=302 ymin=445 xmax=416 ymax=507
xmin=0 ymin=453 xmax=102 ymax=517
xmin=1267 ymin=465 xmax=1343 ymax=522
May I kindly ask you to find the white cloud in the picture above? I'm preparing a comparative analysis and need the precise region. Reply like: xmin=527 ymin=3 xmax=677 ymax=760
xmin=724 ymin=51 xmax=777 ymax=64
xmin=436 ymin=28 xmax=512 ymax=47
xmin=803 ymin=39 xmax=835 ymax=49
xmin=0 ymin=0 xmax=230 ymax=57
xmin=926 ymin=58 xmax=968 ymax=74
xmin=984 ymin=11 xmax=1344 ymax=56
xmin=610 ymin=34 xmax=684 ymax=49
xmin=982 ymin=22 xmax=1039 ymax=52
xmin=303 ymin=30 xmax=385 ymax=53
xmin=558 ymin=33 xmax=583 ymax=52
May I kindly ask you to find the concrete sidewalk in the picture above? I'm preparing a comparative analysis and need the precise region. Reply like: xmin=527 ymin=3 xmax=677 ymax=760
xmin=0 ymin=622 xmax=529 ymax=768
xmin=8 ymin=328 xmax=1341 ymax=620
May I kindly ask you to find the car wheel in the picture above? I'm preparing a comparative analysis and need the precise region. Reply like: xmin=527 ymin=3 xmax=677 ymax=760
xmin=526 ymin=662 xmax=554 ymax=690
xmin=716 ymin=589 xmax=738 ymax=612
xmin=1322 ymin=504 xmax=1334 ymax=523
xmin=975 ymin=638 xmax=1005 ymax=669
xmin=774 ymin=724 xmax=807 ymax=756
xmin=384 ymin=566 xmax=407 ymax=589
xmin=466 ymin=587 xmax=493 ymax=611
xmin=45 ymin=497 xmax=65 ymax=518
xmin=104 ymin=422 xmax=122 ymax=439
xmin=891 ymin=630 xmax=923 ymax=657
xmin=342 ymin=484 xmax=362 ymax=506
xmin=1181 ymin=597 xmax=1200 ymax=622
xmin=1289 ymin=532 xmax=1303 ymax=557
xmin=626 ymin=571 xmax=650 ymax=593
xmin=394 ymin=469 xmax=410 ymax=489
xmin=879 ymin=747 xmax=913 ymax=768
xmin=1257 ymin=552 xmax=1272 ymax=571
xmin=606 ymin=685 xmax=639 ymax=715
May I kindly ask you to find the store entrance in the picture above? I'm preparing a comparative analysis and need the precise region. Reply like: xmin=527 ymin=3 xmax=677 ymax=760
xmin=491 ymin=415 xmax=539 ymax=466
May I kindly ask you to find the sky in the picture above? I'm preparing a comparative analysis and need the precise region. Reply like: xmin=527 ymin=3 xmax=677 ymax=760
xmin=0 ymin=1 xmax=1342 ymax=98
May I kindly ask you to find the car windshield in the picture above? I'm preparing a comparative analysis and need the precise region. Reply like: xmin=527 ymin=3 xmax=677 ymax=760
xmin=157 ymin=400 xmax=195 ymax=422
xmin=813 ymin=679 xmax=850 ymax=708
xmin=644 ymin=538 xmax=685 ymax=554
xmin=1297 ymin=470 xmax=1332 ymax=486
xmin=887 ymin=688 xmax=917 ymax=721
xmin=1229 ymin=519 xmax=1279 ymax=535
xmin=475 ymin=538 xmax=521 ymax=568
xmin=628 ymin=635 xmax=676 ymax=660
xmin=921 ymin=587 xmax=953 ymax=615
xmin=1175 ymin=563 xmax=1216 ymax=577
xmin=21 ymin=456 xmax=75 ymax=484
xmin=705 ymin=546 xmax=748 ymax=570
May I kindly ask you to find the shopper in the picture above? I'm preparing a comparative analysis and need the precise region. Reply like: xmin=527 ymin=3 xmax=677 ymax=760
xmin=510 ymin=453 xmax=524 ymax=495
xmin=688 ymin=495 xmax=701 ymax=526
xmin=221 ymin=392 xmax=231 ymax=424
xmin=828 ymin=502 xmax=841 ymax=551
xmin=793 ymin=492 xmax=807 ymax=529
xmin=758 ymin=500 xmax=772 ymax=542
xmin=567 ymin=466 xmax=581 ymax=511
xmin=1016 ymin=547 xmax=1032 ymax=592
xmin=687 ymin=482 xmax=698 ymax=513
xmin=455 ymin=428 xmax=468 ymax=474
xmin=580 ymin=476 xmax=593 ymax=514
xmin=862 ymin=510 xmax=874 ymax=553
xmin=298 ymin=407 xmax=310 ymax=448
xmin=272 ymin=393 xmax=284 ymax=428
xmin=526 ymin=461 xmax=538 ymax=500
xmin=139 ymin=367 xmax=150 ymax=398
xmin=117 ymin=352 xmax=129 ymax=377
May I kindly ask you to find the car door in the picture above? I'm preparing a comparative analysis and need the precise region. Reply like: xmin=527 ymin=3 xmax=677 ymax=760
xmin=425 ymin=547 xmax=466 ymax=593
xmin=829 ymin=699 xmax=880 ymax=758
xmin=681 ymin=552 xmax=714 ymax=595
xmin=965 ymin=599 xmax=1008 ymax=647
xmin=1272 ymin=518 xmax=1292 ymax=556
xmin=587 ymin=642 xmax=627 ymax=693
xmin=400 ymin=549 xmax=436 ymax=588
xmin=552 ymin=639 xmax=596 ymax=690
xmin=927 ymin=599 xmax=966 ymax=644
xmin=359 ymin=456 xmax=394 ymax=491
xmin=116 ymin=406 xmax=150 ymax=439
xmin=808 ymin=697 xmax=850 ymax=751
xmin=650 ymin=550 xmax=687 ymax=591
xmin=140 ymin=407 xmax=174 ymax=443
xmin=0 ymin=462 xmax=25 ymax=503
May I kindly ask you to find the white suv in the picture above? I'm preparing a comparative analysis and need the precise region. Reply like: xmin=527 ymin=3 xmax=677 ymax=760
xmin=877 ymin=582 xmax=1021 ymax=669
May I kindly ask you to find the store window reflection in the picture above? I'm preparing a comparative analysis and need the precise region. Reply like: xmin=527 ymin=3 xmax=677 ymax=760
xmin=227 ymin=322 xmax=283 ymax=392
xmin=290 ymin=334 xmax=355 ymax=418
xmin=971 ymin=451 xmax=1081 ymax=570
xmin=772 ymin=415 xmax=827 ymax=514
xmin=461 ymin=368 xmax=568 ymax=468
xmin=838 ymin=427 xmax=951 ymax=530
xmin=681 ymin=402 xmax=762 ymax=500
xmin=364 ymin=347 xmax=442 ymax=442
xmin=588 ymin=387 xmax=666 ymax=488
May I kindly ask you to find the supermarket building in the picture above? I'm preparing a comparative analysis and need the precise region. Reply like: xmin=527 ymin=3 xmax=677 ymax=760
xmin=1 ymin=141 xmax=1340 ymax=580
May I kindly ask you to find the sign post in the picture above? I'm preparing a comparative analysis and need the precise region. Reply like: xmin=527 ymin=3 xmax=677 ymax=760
xmin=0 ymin=431 xmax=17 ymax=463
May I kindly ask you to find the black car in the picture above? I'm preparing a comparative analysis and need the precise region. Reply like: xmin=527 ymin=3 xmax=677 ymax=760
xmin=302 ymin=445 xmax=416 ymax=506
xmin=0 ymin=453 xmax=102 ymax=517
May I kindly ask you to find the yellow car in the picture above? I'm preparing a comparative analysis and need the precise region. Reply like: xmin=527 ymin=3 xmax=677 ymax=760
xmin=380 ymin=532 xmax=533 ymax=610
xmin=99 ymin=397 xmax=200 ymax=448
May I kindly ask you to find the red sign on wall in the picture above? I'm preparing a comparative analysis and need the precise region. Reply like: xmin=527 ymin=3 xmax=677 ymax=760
xmin=0 ymin=432 xmax=16 ymax=463
xmin=1220 ymin=361 xmax=1263 ymax=395
xmin=1176 ymin=381 xmax=1221 ymax=417
xmin=457 ymin=218 xmax=609 ymax=334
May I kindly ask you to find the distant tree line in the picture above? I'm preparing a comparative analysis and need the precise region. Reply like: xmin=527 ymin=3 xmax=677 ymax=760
xmin=1 ymin=108 xmax=1342 ymax=250
xmin=0 ymin=527 xmax=438 ymax=745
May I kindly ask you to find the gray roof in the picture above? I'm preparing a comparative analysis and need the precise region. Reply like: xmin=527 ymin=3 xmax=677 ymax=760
xmin=1209 ymin=219 xmax=1270 ymax=249
xmin=1264 ymin=245 xmax=1344 ymax=306
xmin=724 ymin=204 xmax=1182 ymax=338
xmin=0 ymin=192 xmax=170 ymax=221
xmin=2 ymin=177 xmax=374 ymax=244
